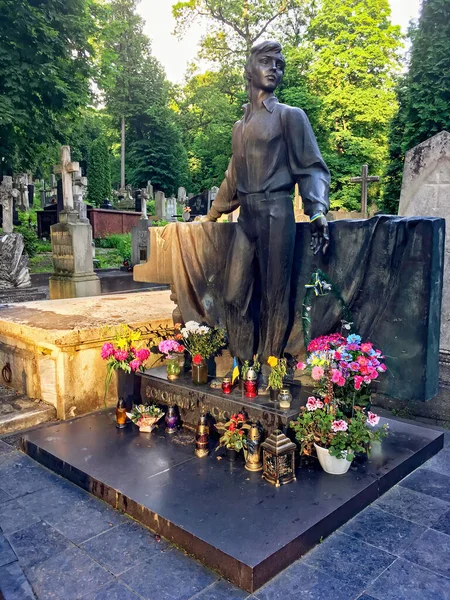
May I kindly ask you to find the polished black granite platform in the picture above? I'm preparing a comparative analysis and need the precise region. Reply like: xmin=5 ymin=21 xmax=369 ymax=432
xmin=22 ymin=411 xmax=443 ymax=592
xmin=138 ymin=366 xmax=312 ymax=433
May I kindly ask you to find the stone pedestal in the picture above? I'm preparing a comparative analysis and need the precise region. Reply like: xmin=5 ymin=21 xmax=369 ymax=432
xmin=49 ymin=210 xmax=100 ymax=299
xmin=131 ymin=218 xmax=150 ymax=265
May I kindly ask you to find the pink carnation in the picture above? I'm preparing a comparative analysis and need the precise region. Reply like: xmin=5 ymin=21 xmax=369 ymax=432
xmin=296 ymin=361 xmax=306 ymax=370
xmin=101 ymin=342 xmax=114 ymax=359
xmin=114 ymin=349 xmax=128 ymax=361
xmin=367 ymin=411 xmax=380 ymax=426
xmin=311 ymin=366 xmax=324 ymax=381
xmin=331 ymin=419 xmax=348 ymax=432
xmin=378 ymin=363 xmax=387 ymax=372
xmin=136 ymin=348 xmax=150 ymax=362
xmin=129 ymin=359 xmax=142 ymax=372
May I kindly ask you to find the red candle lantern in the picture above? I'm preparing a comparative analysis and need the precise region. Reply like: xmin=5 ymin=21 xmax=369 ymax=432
xmin=244 ymin=367 xmax=258 ymax=398
xmin=222 ymin=377 xmax=232 ymax=394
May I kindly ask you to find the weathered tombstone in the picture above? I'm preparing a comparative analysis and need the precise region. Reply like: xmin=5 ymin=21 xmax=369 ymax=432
xmin=155 ymin=190 xmax=166 ymax=219
xmin=0 ymin=176 xmax=31 ymax=289
xmin=40 ymin=179 xmax=48 ymax=208
xmin=166 ymin=196 xmax=177 ymax=221
xmin=131 ymin=190 xmax=150 ymax=265
xmin=0 ymin=176 xmax=18 ymax=234
xmin=177 ymin=186 xmax=187 ymax=204
xmin=49 ymin=146 xmax=100 ymax=299
xmin=28 ymin=180 xmax=34 ymax=207
xmin=72 ymin=170 xmax=88 ymax=222
xmin=398 ymin=131 xmax=450 ymax=378
xmin=147 ymin=180 xmax=154 ymax=201
xmin=16 ymin=174 xmax=29 ymax=211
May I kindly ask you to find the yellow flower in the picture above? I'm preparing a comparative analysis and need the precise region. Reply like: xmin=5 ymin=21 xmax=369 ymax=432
xmin=267 ymin=356 xmax=278 ymax=368
xmin=116 ymin=338 xmax=128 ymax=350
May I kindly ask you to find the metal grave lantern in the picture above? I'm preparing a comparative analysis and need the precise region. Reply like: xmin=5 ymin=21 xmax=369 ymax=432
xmin=261 ymin=430 xmax=296 ymax=487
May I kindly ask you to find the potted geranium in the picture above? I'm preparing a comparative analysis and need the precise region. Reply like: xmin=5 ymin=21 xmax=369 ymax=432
xmin=180 ymin=321 xmax=226 ymax=384
xmin=291 ymin=398 xmax=388 ymax=474
xmin=216 ymin=413 xmax=251 ymax=461
xmin=298 ymin=333 xmax=387 ymax=414
xmin=101 ymin=326 xmax=151 ymax=409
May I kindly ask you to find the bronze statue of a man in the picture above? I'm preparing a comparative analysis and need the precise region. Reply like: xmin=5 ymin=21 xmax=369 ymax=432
xmin=204 ymin=40 xmax=330 ymax=371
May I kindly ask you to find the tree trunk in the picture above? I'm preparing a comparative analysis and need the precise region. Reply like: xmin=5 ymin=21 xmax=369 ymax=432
xmin=121 ymin=115 xmax=125 ymax=189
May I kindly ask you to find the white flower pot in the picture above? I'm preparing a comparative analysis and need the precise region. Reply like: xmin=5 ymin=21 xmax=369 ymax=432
xmin=314 ymin=443 xmax=352 ymax=475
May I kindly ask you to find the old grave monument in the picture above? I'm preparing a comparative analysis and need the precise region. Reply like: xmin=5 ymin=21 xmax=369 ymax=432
xmin=131 ymin=189 xmax=151 ymax=265
xmin=398 ymin=131 xmax=450 ymax=386
xmin=22 ymin=40 xmax=445 ymax=594
xmin=49 ymin=146 xmax=101 ymax=299
xmin=0 ymin=176 xmax=31 ymax=290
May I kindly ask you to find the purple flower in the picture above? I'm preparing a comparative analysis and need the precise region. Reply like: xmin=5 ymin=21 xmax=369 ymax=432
xmin=349 ymin=361 xmax=360 ymax=371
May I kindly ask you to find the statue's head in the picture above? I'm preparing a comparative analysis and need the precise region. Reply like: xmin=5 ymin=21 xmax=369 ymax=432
xmin=245 ymin=40 xmax=285 ymax=93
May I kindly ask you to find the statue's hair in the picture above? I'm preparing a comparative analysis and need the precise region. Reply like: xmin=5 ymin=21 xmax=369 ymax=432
xmin=245 ymin=40 xmax=285 ymax=82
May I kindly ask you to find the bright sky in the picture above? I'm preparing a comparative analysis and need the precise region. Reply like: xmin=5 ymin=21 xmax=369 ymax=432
xmin=137 ymin=0 xmax=422 ymax=84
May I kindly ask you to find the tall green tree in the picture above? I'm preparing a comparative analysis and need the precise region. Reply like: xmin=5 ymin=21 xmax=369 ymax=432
xmin=98 ymin=0 xmax=187 ymax=193
xmin=87 ymin=137 xmax=112 ymax=206
xmin=382 ymin=0 xmax=450 ymax=213
xmin=402 ymin=0 xmax=450 ymax=151
xmin=305 ymin=0 xmax=402 ymax=210
xmin=0 ymin=0 xmax=96 ymax=175
xmin=173 ymin=0 xmax=306 ymax=67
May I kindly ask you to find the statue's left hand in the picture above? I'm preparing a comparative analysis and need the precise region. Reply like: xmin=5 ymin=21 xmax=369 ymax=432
xmin=310 ymin=215 xmax=329 ymax=255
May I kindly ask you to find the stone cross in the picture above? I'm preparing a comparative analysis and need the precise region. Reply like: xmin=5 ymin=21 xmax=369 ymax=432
xmin=350 ymin=165 xmax=380 ymax=217
xmin=0 ymin=176 xmax=19 ymax=234
xmin=54 ymin=146 xmax=79 ymax=212
xmin=73 ymin=169 xmax=88 ymax=222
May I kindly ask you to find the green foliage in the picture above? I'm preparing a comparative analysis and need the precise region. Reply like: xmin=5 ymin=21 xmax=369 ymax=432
xmin=94 ymin=233 xmax=131 ymax=261
xmin=14 ymin=225 xmax=38 ymax=258
xmin=303 ymin=0 xmax=402 ymax=210
xmin=402 ymin=0 xmax=450 ymax=150
xmin=0 ymin=0 xmax=96 ymax=175
xmin=173 ymin=0 xmax=306 ymax=64
xmin=87 ymin=138 xmax=112 ymax=206
xmin=382 ymin=0 xmax=450 ymax=212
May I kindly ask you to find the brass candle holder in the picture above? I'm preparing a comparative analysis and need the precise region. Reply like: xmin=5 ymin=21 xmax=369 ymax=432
xmin=195 ymin=414 xmax=209 ymax=458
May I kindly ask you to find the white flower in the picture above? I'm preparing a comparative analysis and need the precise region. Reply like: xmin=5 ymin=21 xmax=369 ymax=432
xmin=184 ymin=320 xmax=200 ymax=331
xmin=197 ymin=325 xmax=210 ymax=335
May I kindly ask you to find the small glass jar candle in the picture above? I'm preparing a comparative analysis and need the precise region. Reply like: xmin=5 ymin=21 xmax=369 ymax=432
xmin=278 ymin=388 xmax=292 ymax=409
xmin=222 ymin=377 xmax=232 ymax=394
xmin=116 ymin=398 xmax=127 ymax=429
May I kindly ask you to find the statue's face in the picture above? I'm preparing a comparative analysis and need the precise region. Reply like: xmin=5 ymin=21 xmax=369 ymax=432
xmin=249 ymin=51 xmax=284 ymax=92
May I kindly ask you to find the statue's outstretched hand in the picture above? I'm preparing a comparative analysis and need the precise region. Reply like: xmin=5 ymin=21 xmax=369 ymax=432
xmin=310 ymin=214 xmax=329 ymax=255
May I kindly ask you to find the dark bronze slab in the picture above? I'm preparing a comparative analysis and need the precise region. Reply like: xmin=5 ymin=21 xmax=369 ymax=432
xmin=138 ymin=366 xmax=312 ymax=433
xmin=22 ymin=411 xmax=443 ymax=593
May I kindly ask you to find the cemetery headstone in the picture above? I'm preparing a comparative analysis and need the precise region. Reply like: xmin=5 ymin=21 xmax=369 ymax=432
xmin=131 ymin=189 xmax=150 ymax=265
xmin=187 ymin=190 xmax=209 ymax=218
xmin=155 ymin=190 xmax=166 ymax=219
xmin=178 ymin=186 xmax=187 ymax=204
xmin=16 ymin=174 xmax=29 ymax=211
xmin=28 ymin=182 xmax=34 ymax=207
xmin=398 ymin=131 xmax=450 ymax=371
xmin=166 ymin=196 xmax=177 ymax=221
xmin=147 ymin=180 xmax=154 ymax=201
xmin=72 ymin=170 xmax=88 ymax=223
xmin=0 ymin=176 xmax=31 ymax=289
xmin=49 ymin=146 xmax=100 ymax=299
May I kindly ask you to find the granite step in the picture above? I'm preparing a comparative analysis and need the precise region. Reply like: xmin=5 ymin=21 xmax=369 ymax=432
xmin=0 ymin=385 xmax=56 ymax=435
